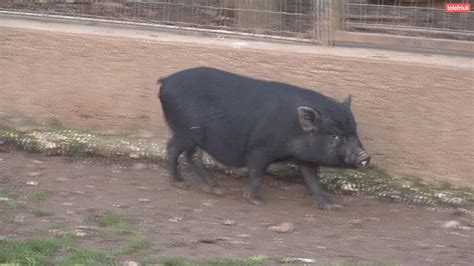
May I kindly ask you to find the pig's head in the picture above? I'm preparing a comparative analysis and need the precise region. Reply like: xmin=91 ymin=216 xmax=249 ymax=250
xmin=294 ymin=95 xmax=371 ymax=169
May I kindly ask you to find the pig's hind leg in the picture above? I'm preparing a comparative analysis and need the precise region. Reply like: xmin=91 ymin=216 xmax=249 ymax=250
xmin=184 ymin=148 xmax=223 ymax=195
xmin=166 ymin=135 xmax=189 ymax=187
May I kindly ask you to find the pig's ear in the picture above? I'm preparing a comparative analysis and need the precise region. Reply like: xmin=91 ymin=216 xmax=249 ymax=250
xmin=342 ymin=94 xmax=352 ymax=108
xmin=297 ymin=107 xmax=321 ymax=131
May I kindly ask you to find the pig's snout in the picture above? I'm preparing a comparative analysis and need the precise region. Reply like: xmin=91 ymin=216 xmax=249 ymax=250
xmin=345 ymin=150 xmax=371 ymax=169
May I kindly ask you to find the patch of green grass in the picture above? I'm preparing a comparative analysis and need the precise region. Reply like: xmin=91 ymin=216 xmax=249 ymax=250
xmin=0 ymin=190 xmax=23 ymax=211
xmin=30 ymin=190 xmax=48 ymax=201
xmin=0 ymin=189 xmax=16 ymax=199
xmin=0 ymin=200 xmax=24 ymax=211
xmin=94 ymin=222 xmax=137 ymax=238
xmin=114 ymin=222 xmax=136 ymax=235
xmin=0 ymin=236 xmax=118 ymax=266
xmin=31 ymin=208 xmax=52 ymax=217
xmin=160 ymin=257 xmax=266 ymax=266
xmin=0 ymin=237 xmax=66 ymax=265
xmin=115 ymin=239 xmax=152 ymax=255
xmin=96 ymin=212 xmax=128 ymax=227
xmin=57 ymin=245 xmax=114 ymax=266
xmin=0 ymin=214 xmax=18 ymax=225
xmin=140 ymin=255 xmax=160 ymax=265
xmin=90 ymin=212 xmax=137 ymax=238
xmin=24 ymin=228 xmax=50 ymax=237
xmin=51 ymin=222 xmax=68 ymax=230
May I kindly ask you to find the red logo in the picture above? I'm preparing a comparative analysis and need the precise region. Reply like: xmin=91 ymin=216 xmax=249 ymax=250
xmin=445 ymin=3 xmax=471 ymax=12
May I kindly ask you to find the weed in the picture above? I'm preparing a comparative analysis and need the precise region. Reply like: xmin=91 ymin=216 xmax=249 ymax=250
xmin=96 ymin=212 xmax=127 ymax=227
xmin=31 ymin=208 xmax=52 ymax=217
xmin=115 ymin=239 xmax=152 ymax=255
xmin=30 ymin=190 xmax=48 ymax=201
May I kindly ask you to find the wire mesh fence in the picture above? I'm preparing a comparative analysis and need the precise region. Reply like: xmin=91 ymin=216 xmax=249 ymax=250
xmin=0 ymin=0 xmax=325 ymax=42
xmin=0 ymin=1 xmax=472 ymax=43
xmin=342 ymin=0 xmax=473 ymax=41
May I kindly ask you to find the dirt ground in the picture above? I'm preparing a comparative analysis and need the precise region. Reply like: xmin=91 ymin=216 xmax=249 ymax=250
xmin=0 ymin=150 xmax=473 ymax=265
xmin=1 ymin=21 xmax=473 ymax=188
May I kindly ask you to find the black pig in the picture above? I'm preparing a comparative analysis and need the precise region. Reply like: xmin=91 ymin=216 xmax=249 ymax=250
xmin=158 ymin=67 xmax=370 ymax=209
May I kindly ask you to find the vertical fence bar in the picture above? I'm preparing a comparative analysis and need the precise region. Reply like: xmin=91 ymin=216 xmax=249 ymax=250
xmin=318 ymin=0 xmax=329 ymax=45
xmin=329 ymin=0 xmax=342 ymax=46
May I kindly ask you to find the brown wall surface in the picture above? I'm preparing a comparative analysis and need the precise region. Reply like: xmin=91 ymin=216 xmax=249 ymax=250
xmin=1 ymin=27 xmax=473 ymax=188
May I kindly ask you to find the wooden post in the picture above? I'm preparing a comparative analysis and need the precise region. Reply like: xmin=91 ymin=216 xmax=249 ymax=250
xmin=318 ymin=0 xmax=343 ymax=46
xmin=329 ymin=0 xmax=343 ymax=45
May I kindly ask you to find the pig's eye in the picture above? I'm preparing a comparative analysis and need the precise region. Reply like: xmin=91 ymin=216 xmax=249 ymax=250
xmin=330 ymin=134 xmax=340 ymax=140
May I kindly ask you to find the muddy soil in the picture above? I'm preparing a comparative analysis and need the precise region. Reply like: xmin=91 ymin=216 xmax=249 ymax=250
xmin=0 ymin=151 xmax=473 ymax=265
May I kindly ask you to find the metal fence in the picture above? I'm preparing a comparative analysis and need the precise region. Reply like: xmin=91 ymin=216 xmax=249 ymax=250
xmin=0 ymin=0 xmax=328 ymax=42
xmin=0 ymin=0 xmax=472 ymax=48
xmin=342 ymin=0 xmax=473 ymax=41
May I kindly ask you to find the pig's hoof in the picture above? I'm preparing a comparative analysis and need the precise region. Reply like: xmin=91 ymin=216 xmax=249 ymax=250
xmin=243 ymin=191 xmax=263 ymax=205
xmin=172 ymin=181 xmax=188 ymax=189
xmin=319 ymin=203 xmax=343 ymax=210
xmin=249 ymin=199 xmax=263 ymax=205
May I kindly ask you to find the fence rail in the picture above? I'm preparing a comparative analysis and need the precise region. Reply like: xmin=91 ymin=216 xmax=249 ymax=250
xmin=0 ymin=0 xmax=472 ymax=52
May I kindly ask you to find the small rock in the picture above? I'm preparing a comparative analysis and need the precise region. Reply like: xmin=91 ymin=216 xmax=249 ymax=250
xmin=28 ymin=172 xmax=42 ymax=177
xmin=223 ymin=219 xmax=236 ymax=226
xmin=74 ymin=231 xmax=88 ymax=237
xmin=113 ymin=203 xmax=128 ymax=208
xmin=62 ymin=202 xmax=73 ymax=206
xmin=138 ymin=198 xmax=150 ymax=203
xmin=268 ymin=222 xmax=294 ymax=233
xmin=131 ymin=163 xmax=147 ymax=170
xmin=280 ymin=257 xmax=316 ymax=263
xmin=85 ymin=185 xmax=95 ymax=189
xmin=129 ymin=153 xmax=140 ymax=159
xmin=236 ymin=234 xmax=251 ymax=238
xmin=168 ymin=217 xmax=182 ymax=222
xmin=0 ymin=197 xmax=9 ymax=202
xmin=14 ymin=215 xmax=25 ymax=224
xmin=441 ymin=220 xmax=462 ymax=229
xmin=48 ymin=229 xmax=64 ymax=235
xmin=75 ymin=225 xmax=99 ymax=231
xmin=340 ymin=181 xmax=358 ymax=192
xmin=367 ymin=217 xmax=381 ymax=222
xmin=123 ymin=261 xmax=139 ymax=266
xmin=66 ymin=210 xmax=74 ymax=215
xmin=75 ymin=191 xmax=85 ymax=194
xmin=32 ymin=160 xmax=44 ymax=164
xmin=26 ymin=181 xmax=39 ymax=186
